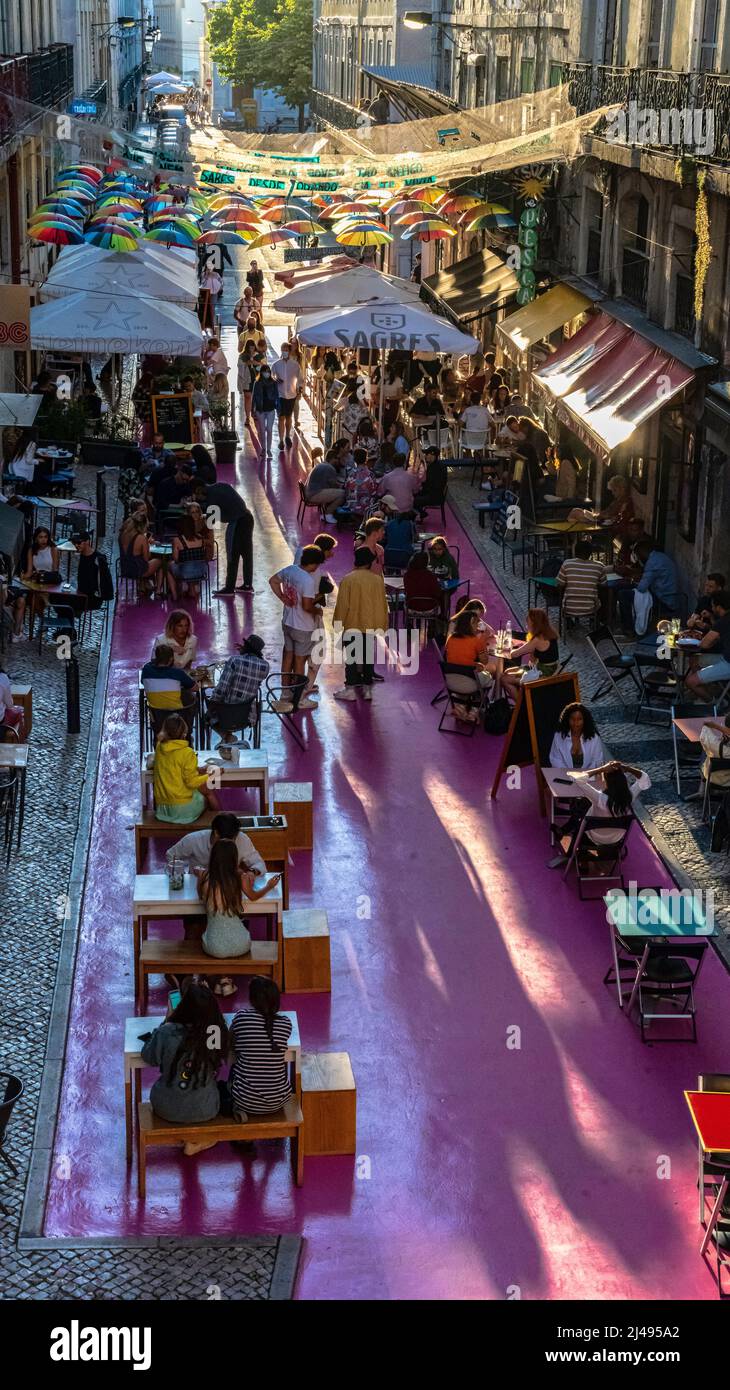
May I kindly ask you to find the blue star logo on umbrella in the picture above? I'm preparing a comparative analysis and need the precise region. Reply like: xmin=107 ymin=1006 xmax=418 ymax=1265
xmin=82 ymin=300 xmax=140 ymax=332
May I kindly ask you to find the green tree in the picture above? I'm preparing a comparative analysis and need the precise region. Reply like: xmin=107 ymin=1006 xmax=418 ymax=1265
xmin=209 ymin=0 xmax=313 ymax=132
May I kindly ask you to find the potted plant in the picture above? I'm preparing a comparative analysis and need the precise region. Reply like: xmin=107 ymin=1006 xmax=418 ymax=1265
xmin=80 ymin=411 xmax=139 ymax=469
xmin=210 ymin=397 xmax=238 ymax=467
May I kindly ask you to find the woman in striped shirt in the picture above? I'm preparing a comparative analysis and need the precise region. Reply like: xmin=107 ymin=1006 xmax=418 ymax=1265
xmin=229 ymin=977 xmax=293 ymax=1119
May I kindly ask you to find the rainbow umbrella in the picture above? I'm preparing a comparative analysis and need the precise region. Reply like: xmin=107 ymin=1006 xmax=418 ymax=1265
xmin=405 ymin=184 xmax=447 ymax=204
xmin=281 ymin=220 xmax=327 ymax=234
xmin=435 ymin=193 xmax=482 ymax=216
xmin=33 ymin=198 xmax=87 ymax=218
xmin=463 ymin=204 xmax=517 ymax=231
xmin=144 ymin=195 xmax=174 ymax=213
xmin=28 ymin=213 xmax=83 ymax=233
xmin=91 ymin=204 xmax=140 ymax=221
xmin=394 ymin=211 xmax=451 ymax=227
xmin=207 ymin=194 xmax=256 ymax=212
xmin=85 ymin=224 xmax=139 ymax=251
xmin=246 ymin=228 xmax=301 ymax=249
xmin=147 ymin=214 xmax=200 ymax=236
xmin=96 ymin=193 xmax=143 ymax=210
xmin=57 ymin=164 xmax=103 ymax=182
xmin=53 ymin=183 xmax=96 ymax=203
xmin=209 ymin=207 xmax=263 ymax=226
xmin=144 ymin=225 xmax=200 ymax=247
xmin=197 ymin=229 xmax=254 ymax=246
xmin=335 ymin=225 xmax=393 ymax=246
xmin=29 ymin=220 xmax=84 ymax=245
xmin=402 ymin=223 xmax=457 ymax=242
xmin=383 ymin=196 xmax=436 ymax=217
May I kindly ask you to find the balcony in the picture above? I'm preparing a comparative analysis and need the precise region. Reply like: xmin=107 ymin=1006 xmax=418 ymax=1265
xmin=562 ymin=63 xmax=730 ymax=162
xmin=311 ymin=89 xmax=362 ymax=131
xmin=0 ymin=43 xmax=74 ymax=144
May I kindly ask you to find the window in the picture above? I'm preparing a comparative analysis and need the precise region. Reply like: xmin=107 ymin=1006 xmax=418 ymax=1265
xmin=386 ymin=40 xmax=392 ymax=66
xmin=496 ymin=57 xmax=510 ymax=101
xmin=699 ymin=0 xmax=719 ymax=71
xmin=603 ymin=0 xmax=617 ymax=62
xmin=521 ymin=59 xmax=535 ymax=94
xmin=584 ymin=189 xmax=603 ymax=275
xmin=646 ymin=0 xmax=662 ymax=66
xmin=621 ymin=195 xmax=650 ymax=308
xmin=549 ymin=63 xmax=563 ymax=87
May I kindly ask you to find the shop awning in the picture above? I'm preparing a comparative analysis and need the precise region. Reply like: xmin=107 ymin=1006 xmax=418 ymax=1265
xmin=362 ymin=66 xmax=459 ymax=120
xmin=422 ymin=248 xmax=518 ymax=325
xmin=533 ymin=310 xmax=697 ymax=456
xmin=496 ymin=283 xmax=594 ymax=356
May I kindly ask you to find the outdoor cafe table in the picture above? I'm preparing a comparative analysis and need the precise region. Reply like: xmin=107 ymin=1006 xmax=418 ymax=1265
xmin=527 ymin=570 xmax=622 ymax=619
xmin=0 ymin=742 xmax=28 ymax=844
xmin=140 ymin=747 xmax=269 ymax=813
xmin=24 ymin=495 xmax=96 ymax=533
xmin=18 ymin=578 xmax=82 ymax=640
xmin=671 ymin=714 xmax=712 ymax=796
xmin=603 ymin=886 xmax=716 ymax=1014
xmin=684 ymin=1089 xmax=730 ymax=1255
xmin=542 ymin=765 xmax=594 ymax=845
xmin=123 ymin=1008 xmax=301 ymax=1162
xmin=132 ymin=871 xmax=284 ymax=1004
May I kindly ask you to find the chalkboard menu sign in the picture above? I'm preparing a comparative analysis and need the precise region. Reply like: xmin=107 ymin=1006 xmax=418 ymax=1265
xmin=151 ymin=393 xmax=194 ymax=445
xmin=491 ymin=670 xmax=580 ymax=815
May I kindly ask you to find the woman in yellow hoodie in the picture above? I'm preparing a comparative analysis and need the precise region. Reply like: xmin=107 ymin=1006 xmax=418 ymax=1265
xmin=153 ymin=714 xmax=221 ymax=824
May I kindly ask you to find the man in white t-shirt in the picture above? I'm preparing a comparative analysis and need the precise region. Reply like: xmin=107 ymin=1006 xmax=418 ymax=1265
xmin=268 ymin=545 xmax=324 ymax=712
xmin=271 ymin=342 xmax=303 ymax=450
xmin=458 ymin=392 xmax=490 ymax=439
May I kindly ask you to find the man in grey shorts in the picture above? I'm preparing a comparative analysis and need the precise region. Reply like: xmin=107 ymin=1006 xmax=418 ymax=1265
xmin=268 ymin=545 xmax=325 ymax=712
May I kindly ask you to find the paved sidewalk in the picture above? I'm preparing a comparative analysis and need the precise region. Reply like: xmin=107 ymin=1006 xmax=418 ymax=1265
xmin=447 ymin=473 xmax=730 ymax=957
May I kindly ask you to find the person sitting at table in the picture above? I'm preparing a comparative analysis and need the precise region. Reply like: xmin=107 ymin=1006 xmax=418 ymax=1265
xmin=155 ymin=458 xmax=196 ymax=519
xmin=411 ymin=383 xmax=446 ymax=422
xmin=488 ymin=383 xmax=511 ymax=427
xmin=141 ymin=981 xmax=229 ymax=1148
xmin=190 ymin=444 xmax=216 ymax=486
xmin=568 ymin=473 xmax=634 ymax=533
xmin=305 ymin=453 xmax=346 ymax=521
xmin=501 ymin=608 xmax=560 ymax=699
xmin=0 ymin=660 xmax=24 ymax=739
xmin=152 ymin=711 xmax=221 ymax=825
xmin=413 ymin=446 xmax=447 ymax=519
xmin=377 ymin=419 xmax=407 ymax=475
xmin=71 ymin=531 xmax=114 ymax=612
xmin=152 ymin=610 xmax=198 ymax=669
xmin=549 ymin=701 xmax=605 ymax=770
xmin=12 ymin=526 xmax=61 ymax=636
xmin=440 ymin=367 xmax=461 ymax=409
xmin=141 ymin=432 xmax=173 ymax=475
xmin=633 ymin=539 xmax=680 ymax=617
xmin=404 ymin=551 xmax=443 ymax=618
xmin=3 ymin=428 xmax=37 ymax=486
xmin=698 ymin=715 xmax=730 ymax=797
xmin=142 ymin=643 xmax=197 ymax=737
xmin=185 ymin=501 xmax=215 ymax=563
xmin=197 ymin=839 xmax=281 ymax=993
xmin=685 ymin=591 xmax=730 ymax=696
xmin=228 ymin=976 xmax=293 ymax=1121
xmin=378 ymin=455 xmax=420 ymax=514
xmin=444 ymin=609 xmax=494 ymax=685
xmin=426 ymin=536 xmax=458 ymax=581
xmin=170 ymin=516 xmax=208 ymax=601
xmin=167 ymin=811 xmax=266 ymax=879
xmin=495 ymin=414 xmax=524 ymax=447
xmin=549 ymin=759 xmax=650 ymax=865
xmin=557 ymin=540 xmax=607 ymax=626
xmin=206 ymin=633 xmax=270 ymax=744
xmin=344 ymin=448 xmax=377 ymax=516
xmin=458 ymin=391 xmax=490 ymax=443
xmin=382 ymin=504 xmax=417 ymax=567
xmin=687 ymin=572 xmax=727 ymax=633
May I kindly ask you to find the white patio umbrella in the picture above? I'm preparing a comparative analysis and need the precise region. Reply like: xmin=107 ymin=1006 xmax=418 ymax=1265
xmin=296 ymin=299 xmax=479 ymax=425
xmin=144 ymin=70 xmax=185 ymax=89
xmin=273 ymin=265 xmax=422 ymax=314
xmin=40 ymin=249 xmax=198 ymax=308
xmin=31 ymin=292 xmax=203 ymax=356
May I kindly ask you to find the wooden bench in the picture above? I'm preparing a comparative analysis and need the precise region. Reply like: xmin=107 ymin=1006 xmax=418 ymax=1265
xmin=137 ymin=1097 xmax=304 ymax=1197
xmin=10 ymin=685 xmax=32 ymax=740
xmin=283 ymin=909 xmax=330 ymax=992
xmin=133 ymin=809 xmax=290 ymax=905
xmin=301 ymin=1052 xmax=356 ymax=1156
xmin=138 ymin=938 xmax=281 ymax=1010
xmin=273 ymin=781 xmax=313 ymax=850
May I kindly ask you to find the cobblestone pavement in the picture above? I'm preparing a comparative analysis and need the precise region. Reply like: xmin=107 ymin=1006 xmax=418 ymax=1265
xmin=0 ymin=465 xmax=296 ymax=1300
xmin=447 ymin=476 xmax=730 ymax=961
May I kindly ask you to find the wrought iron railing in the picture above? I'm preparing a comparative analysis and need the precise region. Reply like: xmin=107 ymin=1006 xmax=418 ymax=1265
xmin=561 ymin=62 xmax=730 ymax=160
xmin=621 ymin=252 xmax=649 ymax=309
xmin=311 ymin=88 xmax=363 ymax=131
xmin=0 ymin=43 xmax=74 ymax=143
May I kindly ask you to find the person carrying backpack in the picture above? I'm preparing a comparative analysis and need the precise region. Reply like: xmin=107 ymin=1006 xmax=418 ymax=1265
xmin=71 ymin=531 xmax=114 ymax=611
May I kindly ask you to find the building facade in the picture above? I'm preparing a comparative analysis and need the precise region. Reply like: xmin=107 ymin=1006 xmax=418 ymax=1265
xmin=311 ymin=0 xmax=435 ymax=127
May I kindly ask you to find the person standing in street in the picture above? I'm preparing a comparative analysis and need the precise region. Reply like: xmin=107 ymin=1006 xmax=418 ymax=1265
xmin=251 ymin=363 xmax=280 ymax=460
xmin=195 ymin=481 xmax=254 ymax=596
xmin=268 ymin=546 xmax=324 ymax=712
xmin=271 ymin=341 xmax=303 ymax=450
xmin=332 ymin=547 xmax=389 ymax=702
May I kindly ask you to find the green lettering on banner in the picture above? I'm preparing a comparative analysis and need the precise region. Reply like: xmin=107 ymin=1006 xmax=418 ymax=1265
xmin=249 ymin=176 xmax=286 ymax=190
xmin=200 ymin=169 xmax=236 ymax=185
xmin=294 ymin=180 xmax=338 ymax=193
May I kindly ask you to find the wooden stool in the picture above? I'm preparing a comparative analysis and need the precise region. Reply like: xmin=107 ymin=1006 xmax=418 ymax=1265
xmin=273 ymin=781 xmax=313 ymax=850
xmin=137 ymin=1098 xmax=304 ymax=1197
xmin=283 ymin=909 xmax=330 ymax=992
xmin=301 ymin=1052 xmax=356 ymax=1156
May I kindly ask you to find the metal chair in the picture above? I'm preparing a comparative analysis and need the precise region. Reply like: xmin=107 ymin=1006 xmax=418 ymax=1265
xmin=436 ymin=661 xmax=490 ymax=735
xmin=0 ymin=770 xmax=18 ymax=866
xmin=0 ymin=1073 xmax=23 ymax=1214
xmin=586 ymin=624 xmax=642 ymax=704
xmin=562 ymin=813 xmax=634 ymax=899
xmin=637 ymin=942 xmax=707 ymax=1043
xmin=296 ymin=480 xmax=326 ymax=526
xmin=263 ymin=673 xmax=306 ymax=750
xmin=633 ymin=651 xmax=680 ymax=724
xmin=37 ymin=598 xmax=87 ymax=655
xmin=670 ymin=700 xmax=717 ymax=795
xmin=405 ymin=602 xmax=441 ymax=643
xmin=702 ymin=756 xmax=730 ymax=825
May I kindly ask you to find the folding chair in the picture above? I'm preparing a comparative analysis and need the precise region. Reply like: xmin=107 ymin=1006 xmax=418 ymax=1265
xmin=263 ymin=673 xmax=306 ymax=750
xmin=697 ymin=1073 xmax=730 ymax=1227
xmin=0 ymin=769 xmax=18 ymax=867
xmin=671 ymin=700 xmax=717 ymax=795
xmin=562 ymin=813 xmax=634 ymax=899
xmin=637 ymin=942 xmax=708 ymax=1043
xmin=36 ymin=600 xmax=82 ymax=655
xmin=586 ymin=624 xmax=642 ymax=704
xmin=296 ymin=481 xmax=325 ymax=526
xmin=633 ymin=651 xmax=680 ymax=725
xmin=436 ymin=661 xmax=489 ymax=735
xmin=405 ymin=602 xmax=441 ymax=643
xmin=702 ymin=756 xmax=730 ymax=825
